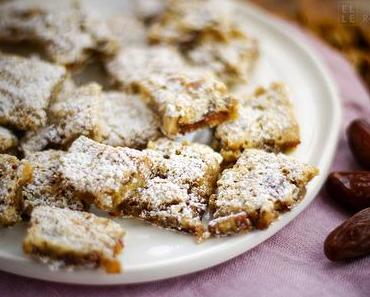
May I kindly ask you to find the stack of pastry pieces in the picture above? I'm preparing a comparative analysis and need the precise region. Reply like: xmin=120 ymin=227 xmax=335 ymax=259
xmin=0 ymin=0 xmax=319 ymax=274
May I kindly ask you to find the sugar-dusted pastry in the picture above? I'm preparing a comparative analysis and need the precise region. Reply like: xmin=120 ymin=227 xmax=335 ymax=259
xmin=214 ymin=83 xmax=301 ymax=162
xmin=208 ymin=149 xmax=318 ymax=236
xmin=187 ymin=35 xmax=259 ymax=86
xmin=134 ymin=0 xmax=166 ymax=23
xmin=120 ymin=138 xmax=222 ymax=238
xmin=60 ymin=136 xmax=152 ymax=212
xmin=0 ymin=53 xmax=66 ymax=131
xmin=0 ymin=127 xmax=18 ymax=154
xmin=105 ymin=45 xmax=185 ymax=91
xmin=148 ymin=0 xmax=238 ymax=45
xmin=107 ymin=15 xmax=147 ymax=48
xmin=22 ymin=150 xmax=86 ymax=216
xmin=0 ymin=0 xmax=117 ymax=65
xmin=23 ymin=206 xmax=125 ymax=273
xmin=21 ymin=83 xmax=104 ymax=153
xmin=137 ymin=70 xmax=239 ymax=137
xmin=100 ymin=91 xmax=161 ymax=148
xmin=0 ymin=154 xmax=32 ymax=226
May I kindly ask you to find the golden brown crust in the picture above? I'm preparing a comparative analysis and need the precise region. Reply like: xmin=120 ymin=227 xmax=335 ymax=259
xmin=208 ymin=149 xmax=318 ymax=236
xmin=214 ymin=82 xmax=301 ymax=162
xmin=23 ymin=206 xmax=125 ymax=273
xmin=0 ymin=154 xmax=32 ymax=226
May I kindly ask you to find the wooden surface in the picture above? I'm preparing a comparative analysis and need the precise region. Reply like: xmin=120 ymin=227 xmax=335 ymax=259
xmin=250 ymin=0 xmax=370 ymax=91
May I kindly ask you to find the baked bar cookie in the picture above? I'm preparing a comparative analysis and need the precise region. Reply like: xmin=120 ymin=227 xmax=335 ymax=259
xmin=105 ymin=45 xmax=185 ymax=91
xmin=23 ymin=206 xmax=125 ymax=273
xmin=120 ymin=138 xmax=222 ymax=238
xmin=148 ymin=0 xmax=239 ymax=45
xmin=0 ymin=53 xmax=66 ymax=131
xmin=21 ymin=83 xmax=104 ymax=153
xmin=0 ymin=154 xmax=32 ymax=226
xmin=60 ymin=136 xmax=152 ymax=212
xmin=0 ymin=0 xmax=117 ymax=65
xmin=22 ymin=150 xmax=86 ymax=217
xmin=138 ymin=71 xmax=239 ymax=137
xmin=107 ymin=16 xmax=147 ymax=48
xmin=208 ymin=149 xmax=318 ymax=236
xmin=0 ymin=127 xmax=18 ymax=154
xmin=187 ymin=35 xmax=259 ymax=86
xmin=214 ymin=82 xmax=301 ymax=162
xmin=100 ymin=91 xmax=161 ymax=149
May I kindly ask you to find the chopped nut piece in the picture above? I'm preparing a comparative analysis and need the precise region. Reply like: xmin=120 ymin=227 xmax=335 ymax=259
xmin=0 ymin=127 xmax=18 ymax=153
xmin=21 ymin=83 xmax=104 ymax=153
xmin=0 ymin=0 xmax=117 ymax=65
xmin=214 ymin=83 xmax=300 ymax=162
xmin=0 ymin=154 xmax=32 ymax=226
xmin=60 ymin=136 xmax=152 ymax=212
xmin=22 ymin=150 xmax=86 ymax=216
xmin=208 ymin=149 xmax=318 ymax=236
xmin=105 ymin=45 xmax=185 ymax=91
xmin=120 ymin=138 xmax=222 ymax=238
xmin=138 ymin=71 xmax=239 ymax=137
xmin=100 ymin=91 xmax=161 ymax=148
xmin=23 ymin=206 xmax=125 ymax=273
xmin=0 ymin=53 xmax=66 ymax=131
xmin=134 ymin=0 xmax=166 ymax=23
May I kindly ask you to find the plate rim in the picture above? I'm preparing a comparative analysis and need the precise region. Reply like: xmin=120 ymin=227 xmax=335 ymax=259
xmin=0 ymin=1 xmax=342 ymax=285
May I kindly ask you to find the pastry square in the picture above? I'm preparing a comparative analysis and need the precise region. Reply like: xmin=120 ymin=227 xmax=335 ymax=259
xmin=0 ymin=127 xmax=18 ymax=154
xmin=100 ymin=91 xmax=161 ymax=149
xmin=214 ymin=83 xmax=301 ymax=162
xmin=120 ymin=138 xmax=222 ymax=238
xmin=22 ymin=150 xmax=86 ymax=216
xmin=0 ymin=54 xmax=66 ymax=131
xmin=107 ymin=16 xmax=147 ymax=48
xmin=145 ymin=138 xmax=222 ymax=198
xmin=208 ymin=149 xmax=319 ymax=236
xmin=0 ymin=154 xmax=32 ymax=226
xmin=187 ymin=35 xmax=259 ymax=86
xmin=148 ymin=0 xmax=238 ymax=45
xmin=60 ymin=136 xmax=152 ymax=212
xmin=23 ymin=206 xmax=125 ymax=273
xmin=137 ymin=71 xmax=239 ymax=137
xmin=105 ymin=45 xmax=185 ymax=91
xmin=21 ymin=83 xmax=104 ymax=153
xmin=0 ymin=0 xmax=117 ymax=65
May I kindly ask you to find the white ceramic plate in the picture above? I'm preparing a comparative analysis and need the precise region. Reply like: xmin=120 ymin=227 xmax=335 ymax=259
xmin=0 ymin=0 xmax=341 ymax=285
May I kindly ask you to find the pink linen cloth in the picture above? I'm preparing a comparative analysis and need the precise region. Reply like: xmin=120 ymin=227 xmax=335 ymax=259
xmin=0 ymin=18 xmax=369 ymax=297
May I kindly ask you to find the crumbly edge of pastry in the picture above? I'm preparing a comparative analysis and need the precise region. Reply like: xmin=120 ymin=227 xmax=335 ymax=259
xmin=137 ymin=71 xmax=239 ymax=137
xmin=60 ymin=136 xmax=152 ymax=212
xmin=0 ymin=53 xmax=66 ymax=131
xmin=214 ymin=82 xmax=301 ymax=162
xmin=208 ymin=149 xmax=319 ymax=236
xmin=0 ymin=154 xmax=33 ymax=226
xmin=118 ymin=138 xmax=222 ymax=238
xmin=0 ymin=126 xmax=18 ymax=153
xmin=22 ymin=150 xmax=87 ymax=217
xmin=23 ymin=206 xmax=125 ymax=273
xmin=20 ymin=83 xmax=105 ymax=153
xmin=100 ymin=91 xmax=161 ymax=149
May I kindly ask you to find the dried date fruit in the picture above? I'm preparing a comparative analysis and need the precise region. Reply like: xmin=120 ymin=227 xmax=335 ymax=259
xmin=347 ymin=119 xmax=370 ymax=169
xmin=324 ymin=207 xmax=370 ymax=261
xmin=326 ymin=171 xmax=370 ymax=211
